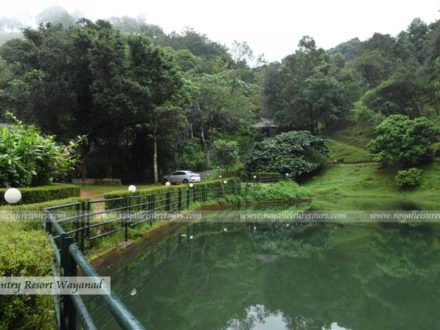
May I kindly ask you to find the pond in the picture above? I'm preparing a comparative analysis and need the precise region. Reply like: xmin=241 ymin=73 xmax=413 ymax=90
xmin=88 ymin=207 xmax=440 ymax=330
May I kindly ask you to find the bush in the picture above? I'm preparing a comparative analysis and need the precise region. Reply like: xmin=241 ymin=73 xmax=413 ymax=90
xmin=0 ymin=222 xmax=54 ymax=329
xmin=368 ymin=115 xmax=437 ymax=167
xmin=395 ymin=168 xmax=423 ymax=189
xmin=246 ymin=131 xmax=330 ymax=178
xmin=248 ymin=172 xmax=284 ymax=181
xmin=244 ymin=181 xmax=311 ymax=201
xmin=0 ymin=184 xmax=80 ymax=206
xmin=104 ymin=178 xmax=242 ymax=209
xmin=0 ymin=197 xmax=85 ymax=329
xmin=0 ymin=115 xmax=80 ymax=188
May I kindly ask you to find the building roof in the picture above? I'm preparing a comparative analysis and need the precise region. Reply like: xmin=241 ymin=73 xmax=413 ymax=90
xmin=253 ymin=118 xmax=278 ymax=128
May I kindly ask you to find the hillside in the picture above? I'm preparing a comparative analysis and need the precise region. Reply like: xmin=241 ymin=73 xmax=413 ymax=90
xmin=304 ymin=129 xmax=440 ymax=211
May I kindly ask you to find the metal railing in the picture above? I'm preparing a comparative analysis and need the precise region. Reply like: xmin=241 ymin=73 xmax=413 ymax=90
xmin=43 ymin=181 xmax=241 ymax=330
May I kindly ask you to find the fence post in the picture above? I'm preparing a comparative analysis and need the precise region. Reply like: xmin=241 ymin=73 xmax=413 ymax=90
xmin=44 ymin=209 xmax=52 ymax=233
xmin=75 ymin=204 xmax=80 ymax=244
xmin=125 ymin=197 xmax=130 ymax=242
xmin=60 ymin=233 xmax=77 ymax=330
xmin=165 ymin=192 xmax=171 ymax=212
xmin=177 ymin=190 xmax=182 ymax=211
xmin=86 ymin=201 xmax=91 ymax=239
xmin=80 ymin=202 xmax=85 ymax=252
xmin=186 ymin=189 xmax=190 ymax=208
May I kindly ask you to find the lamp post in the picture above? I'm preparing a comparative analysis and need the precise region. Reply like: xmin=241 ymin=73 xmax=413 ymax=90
xmin=4 ymin=188 xmax=21 ymax=204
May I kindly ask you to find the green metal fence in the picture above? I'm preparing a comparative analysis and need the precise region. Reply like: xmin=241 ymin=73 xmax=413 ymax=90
xmin=43 ymin=181 xmax=241 ymax=330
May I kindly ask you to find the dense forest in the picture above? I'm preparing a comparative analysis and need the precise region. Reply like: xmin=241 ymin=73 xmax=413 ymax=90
xmin=1 ymin=6 xmax=439 ymax=184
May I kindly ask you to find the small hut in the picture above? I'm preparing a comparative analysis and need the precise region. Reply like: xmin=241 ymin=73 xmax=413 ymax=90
xmin=253 ymin=118 xmax=278 ymax=136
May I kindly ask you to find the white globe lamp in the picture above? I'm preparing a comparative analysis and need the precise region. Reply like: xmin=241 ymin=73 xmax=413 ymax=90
xmin=4 ymin=188 xmax=22 ymax=204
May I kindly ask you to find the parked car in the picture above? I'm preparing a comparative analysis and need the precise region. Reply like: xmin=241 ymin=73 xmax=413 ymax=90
xmin=162 ymin=171 xmax=201 ymax=184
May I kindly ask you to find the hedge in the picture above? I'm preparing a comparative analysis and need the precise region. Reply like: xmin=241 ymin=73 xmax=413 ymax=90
xmin=0 ymin=197 xmax=85 ymax=330
xmin=104 ymin=178 xmax=241 ymax=210
xmin=0 ymin=183 xmax=80 ymax=206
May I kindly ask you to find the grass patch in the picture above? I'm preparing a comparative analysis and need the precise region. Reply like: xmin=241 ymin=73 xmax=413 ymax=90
xmin=79 ymin=184 xmax=154 ymax=199
xmin=303 ymin=161 xmax=440 ymax=210
xmin=327 ymin=139 xmax=374 ymax=163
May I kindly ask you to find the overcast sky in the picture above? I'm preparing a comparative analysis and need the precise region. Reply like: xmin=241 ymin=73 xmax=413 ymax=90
xmin=2 ymin=0 xmax=440 ymax=61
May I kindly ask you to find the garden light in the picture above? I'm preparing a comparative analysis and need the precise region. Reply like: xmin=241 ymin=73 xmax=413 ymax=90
xmin=4 ymin=188 xmax=21 ymax=204
xmin=128 ymin=185 xmax=136 ymax=193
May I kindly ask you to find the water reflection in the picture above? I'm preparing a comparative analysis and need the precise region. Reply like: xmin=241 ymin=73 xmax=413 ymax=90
xmin=88 ymin=217 xmax=440 ymax=330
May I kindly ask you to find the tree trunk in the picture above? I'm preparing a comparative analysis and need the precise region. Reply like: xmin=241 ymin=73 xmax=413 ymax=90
xmin=106 ymin=144 xmax=114 ymax=178
xmin=153 ymin=132 xmax=159 ymax=184
xmin=200 ymin=125 xmax=211 ymax=169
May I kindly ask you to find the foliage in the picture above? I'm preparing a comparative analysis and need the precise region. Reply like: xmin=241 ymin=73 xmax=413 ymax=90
xmin=0 ymin=117 xmax=80 ymax=188
xmin=211 ymin=139 xmax=240 ymax=168
xmin=395 ymin=168 xmax=423 ymax=189
xmin=0 ymin=184 xmax=80 ymax=205
xmin=244 ymin=180 xmax=311 ymax=201
xmin=103 ymin=178 xmax=241 ymax=209
xmin=0 ymin=223 xmax=53 ymax=329
xmin=367 ymin=115 xmax=437 ymax=167
xmin=262 ymin=37 xmax=356 ymax=133
xmin=175 ymin=138 xmax=206 ymax=172
xmin=0 ymin=197 xmax=85 ymax=329
xmin=246 ymin=131 xmax=330 ymax=177
xmin=362 ymin=71 xmax=427 ymax=117
xmin=0 ymin=21 xmax=185 ymax=182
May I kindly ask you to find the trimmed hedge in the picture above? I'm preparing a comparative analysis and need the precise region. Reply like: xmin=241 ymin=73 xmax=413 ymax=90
xmin=104 ymin=178 xmax=241 ymax=210
xmin=0 ymin=197 xmax=85 ymax=330
xmin=0 ymin=183 xmax=80 ymax=206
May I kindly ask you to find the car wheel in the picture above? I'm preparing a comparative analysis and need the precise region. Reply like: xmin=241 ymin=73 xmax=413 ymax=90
xmin=183 ymin=179 xmax=189 ymax=184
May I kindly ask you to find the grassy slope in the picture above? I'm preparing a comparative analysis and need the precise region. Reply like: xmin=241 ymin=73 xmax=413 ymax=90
xmin=304 ymin=127 xmax=440 ymax=210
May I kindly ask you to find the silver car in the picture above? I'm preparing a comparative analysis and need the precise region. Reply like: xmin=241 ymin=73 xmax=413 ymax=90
xmin=162 ymin=171 xmax=201 ymax=184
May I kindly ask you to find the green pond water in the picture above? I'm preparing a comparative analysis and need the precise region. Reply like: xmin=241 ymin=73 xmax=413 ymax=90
xmin=88 ymin=208 xmax=440 ymax=330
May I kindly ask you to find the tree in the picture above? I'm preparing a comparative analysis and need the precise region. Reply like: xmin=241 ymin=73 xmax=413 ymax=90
xmin=368 ymin=115 xmax=437 ymax=167
xmin=127 ymin=34 xmax=185 ymax=183
xmin=187 ymin=73 xmax=256 ymax=169
xmin=0 ymin=21 xmax=184 ymax=182
xmin=362 ymin=70 xmax=427 ymax=117
xmin=246 ymin=131 xmax=329 ymax=177
xmin=211 ymin=140 xmax=240 ymax=169
xmin=262 ymin=36 xmax=350 ymax=133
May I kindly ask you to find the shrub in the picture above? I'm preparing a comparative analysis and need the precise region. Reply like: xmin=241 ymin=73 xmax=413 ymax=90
xmin=368 ymin=115 xmax=437 ymax=167
xmin=0 ymin=184 xmax=80 ymax=206
xmin=246 ymin=131 xmax=330 ymax=178
xmin=395 ymin=168 xmax=423 ymax=189
xmin=104 ymin=178 xmax=241 ymax=209
xmin=0 ymin=222 xmax=54 ymax=329
xmin=0 ymin=197 xmax=85 ymax=329
xmin=244 ymin=181 xmax=311 ymax=201
xmin=0 ymin=115 xmax=81 ymax=188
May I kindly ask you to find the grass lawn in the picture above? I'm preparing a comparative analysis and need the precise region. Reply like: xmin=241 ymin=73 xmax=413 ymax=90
xmin=327 ymin=139 xmax=374 ymax=163
xmin=302 ymin=161 xmax=440 ymax=210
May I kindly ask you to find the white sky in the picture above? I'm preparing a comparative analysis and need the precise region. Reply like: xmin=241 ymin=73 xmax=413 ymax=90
xmin=2 ymin=0 xmax=440 ymax=61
